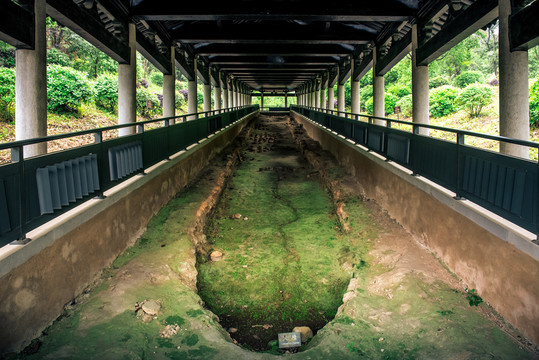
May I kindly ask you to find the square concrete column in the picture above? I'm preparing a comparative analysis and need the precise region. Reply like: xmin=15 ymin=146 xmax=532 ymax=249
xmin=15 ymin=0 xmax=47 ymax=157
xmin=162 ymin=47 xmax=176 ymax=123
xmin=411 ymin=25 xmax=429 ymax=135
xmin=214 ymin=85 xmax=221 ymax=111
xmin=118 ymin=23 xmax=137 ymax=136
xmin=187 ymin=60 xmax=197 ymax=119
xmin=499 ymin=0 xmax=529 ymax=157
xmin=337 ymin=84 xmax=345 ymax=112
xmin=320 ymin=86 xmax=327 ymax=110
xmin=328 ymin=85 xmax=335 ymax=111
xmin=351 ymin=80 xmax=360 ymax=114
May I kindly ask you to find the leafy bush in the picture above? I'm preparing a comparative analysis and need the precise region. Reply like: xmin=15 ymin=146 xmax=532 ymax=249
xmin=454 ymin=71 xmax=484 ymax=88
xmin=178 ymin=89 xmax=188 ymax=101
xmin=150 ymin=72 xmax=163 ymax=86
xmin=47 ymin=64 xmax=93 ymax=113
xmin=136 ymin=87 xmax=160 ymax=118
xmin=360 ymin=85 xmax=373 ymax=112
xmin=175 ymin=92 xmax=186 ymax=109
xmin=94 ymin=74 xmax=118 ymax=112
xmin=395 ymin=94 xmax=413 ymax=117
xmin=0 ymin=67 xmax=15 ymax=122
xmin=47 ymin=48 xmax=70 ymax=67
xmin=456 ymin=83 xmax=493 ymax=117
xmin=387 ymin=83 xmax=411 ymax=98
xmin=429 ymin=76 xmax=450 ymax=89
xmin=364 ymin=93 xmax=399 ymax=116
xmin=429 ymin=85 xmax=460 ymax=118
xmin=488 ymin=77 xmax=499 ymax=86
xmin=529 ymin=79 xmax=539 ymax=127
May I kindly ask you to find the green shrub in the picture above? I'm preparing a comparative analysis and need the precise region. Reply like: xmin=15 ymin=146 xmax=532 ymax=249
xmin=395 ymin=94 xmax=413 ymax=117
xmin=429 ymin=85 xmax=460 ymax=118
xmin=360 ymin=85 xmax=373 ymax=112
xmin=175 ymin=92 xmax=186 ymax=110
xmin=529 ymin=79 xmax=539 ymax=127
xmin=429 ymin=76 xmax=450 ymax=89
xmin=455 ymin=83 xmax=493 ymax=117
xmin=136 ymin=87 xmax=160 ymax=117
xmin=150 ymin=72 xmax=163 ymax=86
xmin=94 ymin=73 xmax=118 ymax=112
xmin=364 ymin=93 xmax=399 ymax=116
xmin=47 ymin=48 xmax=70 ymax=67
xmin=454 ymin=71 xmax=484 ymax=88
xmin=387 ymin=83 xmax=411 ymax=98
xmin=47 ymin=64 xmax=93 ymax=113
xmin=0 ymin=67 xmax=15 ymax=123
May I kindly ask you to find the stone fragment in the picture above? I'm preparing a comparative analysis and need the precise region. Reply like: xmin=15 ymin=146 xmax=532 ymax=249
xmin=142 ymin=300 xmax=160 ymax=316
xmin=228 ymin=327 xmax=238 ymax=333
xmin=342 ymin=291 xmax=357 ymax=304
xmin=210 ymin=251 xmax=223 ymax=261
xmin=230 ymin=213 xmax=242 ymax=219
xmin=292 ymin=326 xmax=313 ymax=343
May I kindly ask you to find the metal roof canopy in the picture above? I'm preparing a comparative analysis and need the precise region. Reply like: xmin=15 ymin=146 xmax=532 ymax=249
xmin=3 ymin=0 xmax=539 ymax=93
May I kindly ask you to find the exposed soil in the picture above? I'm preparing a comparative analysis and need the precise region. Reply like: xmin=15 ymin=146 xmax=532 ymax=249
xmin=11 ymin=113 xmax=535 ymax=360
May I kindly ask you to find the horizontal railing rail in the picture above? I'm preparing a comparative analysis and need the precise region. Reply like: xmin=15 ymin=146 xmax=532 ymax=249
xmin=0 ymin=105 xmax=259 ymax=247
xmin=292 ymin=105 xmax=539 ymax=239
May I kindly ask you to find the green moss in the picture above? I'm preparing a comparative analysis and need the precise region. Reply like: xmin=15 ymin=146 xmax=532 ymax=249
xmin=181 ymin=334 xmax=199 ymax=346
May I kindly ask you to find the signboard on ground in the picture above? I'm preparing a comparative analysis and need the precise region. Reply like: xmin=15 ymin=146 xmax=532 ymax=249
xmin=278 ymin=332 xmax=301 ymax=349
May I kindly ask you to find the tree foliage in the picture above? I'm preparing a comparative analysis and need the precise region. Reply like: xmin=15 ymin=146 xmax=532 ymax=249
xmin=0 ymin=67 xmax=16 ymax=122
xmin=454 ymin=71 xmax=484 ymax=88
xmin=529 ymin=79 xmax=539 ymax=127
xmin=429 ymin=86 xmax=460 ymax=118
xmin=136 ymin=87 xmax=161 ymax=118
xmin=95 ymin=74 xmax=119 ymax=112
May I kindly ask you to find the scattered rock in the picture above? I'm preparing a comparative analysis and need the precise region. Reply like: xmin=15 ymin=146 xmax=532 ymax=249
xmin=228 ymin=327 xmax=238 ymax=333
xmin=341 ymin=262 xmax=353 ymax=272
xmin=210 ymin=250 xmax=223 ymax=261
xmin=379 ymin=337 xmax=384 ymax=342
xmin=342 ymin=291 xmax=357 ymax=304
xmin=230 ymin=213 xmax=242 ymax=219
xmin=142 ymin=300 xmax=161 ymax=316
xmin=292 ymin=326 xmax=313 ymax=343
xmin=160 ymin=324 xmax=180 ymax=338
xmin=347 ymin=278 xmax=358 ymax=292
xmin=243 ymin=216 xmax=249 ymax=221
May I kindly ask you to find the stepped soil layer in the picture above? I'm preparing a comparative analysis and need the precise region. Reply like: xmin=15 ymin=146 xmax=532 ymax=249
xmin=10 ymin=114 xmax=533 ymax=359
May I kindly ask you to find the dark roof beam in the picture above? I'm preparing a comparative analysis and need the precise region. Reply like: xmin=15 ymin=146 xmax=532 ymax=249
xmin=0 ymin=0 xmax=34 ymax=49
xmin=510 ymin=0 xmax=539 ymax=50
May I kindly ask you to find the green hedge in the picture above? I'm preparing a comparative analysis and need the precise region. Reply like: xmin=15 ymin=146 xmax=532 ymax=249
xmin=47 ymin=65 xmax=93 ymax=114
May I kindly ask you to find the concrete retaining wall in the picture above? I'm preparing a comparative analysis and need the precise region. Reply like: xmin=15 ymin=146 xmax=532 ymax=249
xmin=0 ymin=113 xmax=256 ymax=355
xmin=292 ymin=111 xmax=539 ymax=345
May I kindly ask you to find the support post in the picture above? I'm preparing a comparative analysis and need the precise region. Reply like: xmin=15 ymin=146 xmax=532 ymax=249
xmin=499 ymin=0 xmax=529 ymax=157
xmin=351 ymin=80 xmax=360 ymax=114
xmin=261 ymin=91 xmax=265 ymax=110
xmin=162 ymin=46 xmax=175 ymax=123
xmin=221 ymin=73 xmax=228 ymax=109
xmin=321 ymin=85 xmax=327 ymax=111
xmin=373 ymin=47 xmax=385 ymax=124
xmin=337 ymin=84 xmax=345 ymax=113
xmin=412 ymin=25 xmax=429 ymax=135
xmin=15 ymin=0 xmax=47 ymax=156
xmin=285 ymin=92 xmax=288 ymax=107
xmin=214 ymin=84 xmax=221 ymax=111
xmin=328 ymin=85 xmax=335 ymax=111
xmin=118 ymin=23 xmax=137 ymax=136
xmin=187 ymin=59 xmax=198 ymax=119
xmin=203 ymin=83 xmax=211 ymax=112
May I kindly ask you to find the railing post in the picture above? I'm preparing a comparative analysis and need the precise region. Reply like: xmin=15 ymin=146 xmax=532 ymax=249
xmin=455 ymin=132 xmax=465 ymax=200
xmin=137 ymin=124 xmax=144 ymax=134
xmin=11 ymin=146 xmax=26 ymax=241
xmin=94 ymin=131 xmax=106 ymax=199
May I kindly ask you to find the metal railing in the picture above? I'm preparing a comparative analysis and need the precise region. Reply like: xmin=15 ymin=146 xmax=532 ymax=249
xmin=0 ymin=105 xmax=259 ymax=246
xmin=292 ymin=105 xmax=539 ymax=239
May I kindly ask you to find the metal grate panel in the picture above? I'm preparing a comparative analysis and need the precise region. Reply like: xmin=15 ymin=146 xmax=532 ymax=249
xmin=108 ymin=141 xmax=143 ymax=181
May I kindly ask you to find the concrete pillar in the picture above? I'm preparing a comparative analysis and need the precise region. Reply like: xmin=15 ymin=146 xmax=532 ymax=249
xmin=315 ymin=81 xmax=321 ymax=108
xmin=373 ymin=49 xmax=385 ymax=124
xmin=187 ymin=61 xmax=197 ymax=118
xmin=499 ymin=0 xmax=529 ymax=157
xmin=351 ymin=79 xmax=360 ymax=114
xmin=203 ymin=83 xmax=211 ymax=112
xmin=235 ymin=82 xmax=240 ymax=107
xmin=162 ymin=47 xmax=175 ymax=123
xmin=118 ymin=23 xmax=137 ymax=136
xmin=320 ymin=86 xmax=327 ymax=110
xmin=337 ymin=84 xmax=345 ymax=113
xmin=220 ymin=73 xmax=228 ymax=109
xmin=285 ymin=92 xmax=288 ymax=107
xmin=214 ymin=85 xmax=221 ymax=111
xmin=411 ymin=25 xmax=429 ymax=135
xmin=15 ymin=0 xmax=47 ymax=156
xmin=261 ymin=91 xmax=265 ymax=110
xmin=328 ymin=85 xmax=335 ymax=111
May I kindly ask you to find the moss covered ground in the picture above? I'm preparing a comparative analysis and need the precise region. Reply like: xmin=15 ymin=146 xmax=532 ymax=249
xmin=9 ymin=114 xmax=534 ymax=360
